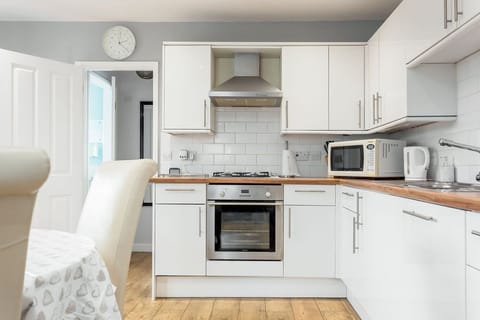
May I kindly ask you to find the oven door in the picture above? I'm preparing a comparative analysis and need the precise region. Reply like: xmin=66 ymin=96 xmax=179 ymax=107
xmin=207 ymin=201 xmax=283 ymax=261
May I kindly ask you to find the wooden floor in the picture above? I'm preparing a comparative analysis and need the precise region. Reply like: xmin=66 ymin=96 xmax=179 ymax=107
xmin=124 ymin=253 xmax=360 ymax=320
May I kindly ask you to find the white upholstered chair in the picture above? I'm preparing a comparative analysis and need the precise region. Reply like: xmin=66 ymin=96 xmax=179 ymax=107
xmin=76 ymin=159 xmax=157 ymax=314
xmin=0 ymin=148 xmax=50 ymax=320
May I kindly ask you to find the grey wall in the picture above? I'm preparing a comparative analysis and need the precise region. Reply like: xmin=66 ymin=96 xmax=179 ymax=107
xmin=0 ymin=21 xmax=381 ymax=63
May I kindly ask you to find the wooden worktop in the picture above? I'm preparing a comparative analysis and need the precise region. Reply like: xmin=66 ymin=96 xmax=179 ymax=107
xmin=149 ymin=176 xmax=480 ymax=212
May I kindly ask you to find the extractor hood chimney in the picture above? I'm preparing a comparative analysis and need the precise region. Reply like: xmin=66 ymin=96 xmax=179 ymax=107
xmin=209 ymin=53 xmax=282 ymax=107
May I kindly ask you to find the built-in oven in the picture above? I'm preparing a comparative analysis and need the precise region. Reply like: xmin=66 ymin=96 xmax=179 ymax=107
xmin=207 ymin=184 xmax=283 ymax=261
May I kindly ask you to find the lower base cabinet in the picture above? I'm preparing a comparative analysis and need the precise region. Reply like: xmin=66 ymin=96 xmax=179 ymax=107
xmin=467 ymin=266 xmax=480 ymax=320
xmin=155 ymin=204 xmax=206 ymax=276
xmin=339 ymin=188 xmax=466 ymax=320
xmin=284 ymin=205 xmax=335 ymax=278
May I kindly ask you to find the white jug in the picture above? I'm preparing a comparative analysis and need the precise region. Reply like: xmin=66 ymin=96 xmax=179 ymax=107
xmin=404 ymin=147 xmax=430 ymax=181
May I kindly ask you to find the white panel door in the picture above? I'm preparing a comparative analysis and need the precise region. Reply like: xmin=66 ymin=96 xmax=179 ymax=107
xmin=329 ymin=46 xmax=365 ymax=131
xmin=457 ymin=0 xmax=480 ymax=26
xmin=163 ymin=45 xmax=211 ymax=131
xmin=0 ymin=49 xmax=84 ymax=231
xmin=366 ymin=31 xmax=380 ymax=129
xmin=281 ymin=46 xmax=329 ymax=132
xmin=284 ymin=205 xmax=335 ymax=278
xmin=155 ymin=205 xmax=206 ymax=276
xmin=399 ymin=200 xmax=465 ymax=320
xmin=467 ymin=266 xmax=480 ymax=320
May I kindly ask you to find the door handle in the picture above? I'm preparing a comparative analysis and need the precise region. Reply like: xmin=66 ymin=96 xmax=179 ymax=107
xmin=471 ymin=230 xmax=480 ymax=237
xmin=203 ymin=99 xmax=207 ymax=127
xmin=295 ymin=189 xmax=326 ymax=193
xmin=164 ymin=188 xmax=196 ymax=192
xmin=444 ymin=0 xmax=453 ymax=28
xmin=454 ymin=0 xmax=463 ymax=22
xmin=372 ymin=94 xmax=377 ymax=124
xmin=285 ymin=100 xmax=289 ymax=129
xmin=342 ymin=192 xmax=354 ymax=197
xmin=198 ymin=207 xmax=202 ymax=237
xmin=402 ymin=210 xmax=437 ymax=222
xmin=353 ymin=217 xmax=359 ymax=254
xmin=376 ymin=92 xmax=382 ymax=122
xmin=358 ymin=100 xmax=362 ymax=128
xmin=288 ymin=207 xmax=292 ymax=239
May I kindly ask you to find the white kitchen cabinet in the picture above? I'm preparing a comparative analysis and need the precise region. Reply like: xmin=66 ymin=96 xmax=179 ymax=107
xmin=329 ymin=46 xmax=365 ymax=131
xmin=281 ymin=46 xmax=329 ymax=132
xmin=397 ymin=199 xmax=465 ymax=320
xmin=155 ymin=204 xmax=206 ymax=276
xmin=162 ymin=45 xmax=213 ymax=133
xmin=366 ymin=6 xmax=457 ymax=131
xmin=284 ymin=205 xmax=335 ymax=278
xmin=457 ymin=0 xmax=480 ymax=26
xmin=467 ymin=266 xmax=480 ymax=320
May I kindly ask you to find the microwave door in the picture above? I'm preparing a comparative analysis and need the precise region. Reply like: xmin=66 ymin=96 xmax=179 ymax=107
xmin=343 ymin=146 xmax=364 ymax=171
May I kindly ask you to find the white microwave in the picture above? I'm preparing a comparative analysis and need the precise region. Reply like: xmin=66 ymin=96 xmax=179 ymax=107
xmin=328 ymin=139 xmax=406 ymax=178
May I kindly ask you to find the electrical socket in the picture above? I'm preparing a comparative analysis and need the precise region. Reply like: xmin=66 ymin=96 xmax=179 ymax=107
xmin=295 ymin=151 xmax=309 ymax=161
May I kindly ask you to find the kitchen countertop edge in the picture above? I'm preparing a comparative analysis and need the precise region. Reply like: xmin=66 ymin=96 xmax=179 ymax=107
xmin=149 ymin=176 xmax=480 ymax=212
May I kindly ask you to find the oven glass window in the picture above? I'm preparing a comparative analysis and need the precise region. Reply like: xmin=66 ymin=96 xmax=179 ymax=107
xmin=331 ymin=146 xmax=364 ymax=171
xmin=214 ymin=204 xmax=275 ymax=252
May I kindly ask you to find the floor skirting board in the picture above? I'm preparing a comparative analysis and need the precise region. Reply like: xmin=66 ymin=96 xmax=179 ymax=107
xmin=346 ymin=289 xmax=369 ymax=320
xmin=154 ymin=276 xmax=347 ymax=298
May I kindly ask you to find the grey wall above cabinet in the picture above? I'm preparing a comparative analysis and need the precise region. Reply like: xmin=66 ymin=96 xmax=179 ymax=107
xmin=0 ymin=21 xmax=382 ymax=63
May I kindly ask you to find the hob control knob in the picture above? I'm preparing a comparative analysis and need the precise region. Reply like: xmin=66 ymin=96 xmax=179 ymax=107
xmin=219 ymin=191 xmax=226 ymax=197
xmin=265 ymin=192 xmax=272 ymax=198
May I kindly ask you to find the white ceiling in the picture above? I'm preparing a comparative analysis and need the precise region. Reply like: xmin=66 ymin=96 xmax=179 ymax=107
xmin=0 ymin=0 xmax=402 ymax=22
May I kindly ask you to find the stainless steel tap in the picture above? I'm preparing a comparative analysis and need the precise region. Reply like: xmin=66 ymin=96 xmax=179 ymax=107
xmin=439 ymin=138 xmax=480 ymax=182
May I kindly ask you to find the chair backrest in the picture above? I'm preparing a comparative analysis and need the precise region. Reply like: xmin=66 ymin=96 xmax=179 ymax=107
xmin=76 ymin=159 xmax=156 ymax=313
xmin=0 ymin=148 xmax=50 ymax=320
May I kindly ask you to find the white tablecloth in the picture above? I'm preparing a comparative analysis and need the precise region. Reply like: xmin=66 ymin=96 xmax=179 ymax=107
xmin=22 ymin=229 xmax=121 ymax=320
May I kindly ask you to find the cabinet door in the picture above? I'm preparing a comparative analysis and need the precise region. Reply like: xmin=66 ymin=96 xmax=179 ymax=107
xmin=155 ymin=205 xmax=206 ymax=276
xmin=403 ymin=0 xmax=455 ymax=63
xmin=467 ymin=266 xmax=480 ymax=320
xmin=281 ymin=46 xmax=329 ymax=132
xmin=329 ymin=46 xmax=365 ymax=131
xmin=457 ymin=0 xmax=480 ymax=26
xmin=163 ymin=45 xmax=211 ymax=131
xmin=284 ymin=205 xmax=335 ymax=277
xmin=399 ymin=200 xmax=465 ymax=320
xmin=366 ymin=32 xmax=380 ymax=129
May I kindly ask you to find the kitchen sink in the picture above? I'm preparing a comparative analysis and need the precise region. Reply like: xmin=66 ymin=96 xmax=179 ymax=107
xmin=405 ymin=181 xmax=480 ymax=192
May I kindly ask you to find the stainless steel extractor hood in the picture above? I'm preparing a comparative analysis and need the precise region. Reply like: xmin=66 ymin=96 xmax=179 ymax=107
xmin=209 ymin=53 xmax=282 ymax=107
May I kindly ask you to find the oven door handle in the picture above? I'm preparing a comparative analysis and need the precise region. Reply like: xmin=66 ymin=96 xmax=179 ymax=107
xmin=207 ymin=201 xmax=283 ymax=206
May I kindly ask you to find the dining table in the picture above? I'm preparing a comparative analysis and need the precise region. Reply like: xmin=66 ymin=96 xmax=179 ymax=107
xmin=22 ymin=229 xmax=121 ymax=320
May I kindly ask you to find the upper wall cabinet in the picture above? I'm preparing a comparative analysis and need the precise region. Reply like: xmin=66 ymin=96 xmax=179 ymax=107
xmin=366 ymin=5 xmax=458 ymax=132
xmin=281 ymin=46 xmax=329 ymax=133
xmin=402 ymin=0 xmax=480 ymax=64
xmin=329 ymin=46 xmax=365 ymax=131
xmin=162 ymin=45 xmax=214 ymax=134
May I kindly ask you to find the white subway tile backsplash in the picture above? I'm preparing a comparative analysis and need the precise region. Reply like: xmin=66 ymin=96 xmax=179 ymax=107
xmin=396 ymin=50 xmax=480 ymax=183
xmin=203 ymin=144 xmax=225 ymax=154
xmin=165 ymin=108 xmax=342 ymax=177
xmin=236 ymin=133 xmax=257 ymax=143
xmin=214 ymin=133 xmax=235 ymax=144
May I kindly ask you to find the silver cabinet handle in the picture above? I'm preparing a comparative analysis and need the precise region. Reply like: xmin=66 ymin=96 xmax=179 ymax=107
xmin=203 ymin=99 xmax=207 ymax=127
xmin=353 ymin=217 xmax=359 ymax=254
xmin=198 ymin=207 xmax=202 ymax=237
xmin=402 ymin=210 xmax=437 ymax=222
xmin=164 ymin=188 xmax=196 ymax=192
xmin=285 ymin=100 xmax=289 ymax=129
xmin=444 ymin=0 xmax=453 ymax=28
xmin=372 ymin=94 xmax=377 ymax=124
xmin=342 ymin=192 xmax=354 ymax=197
xmin=454 ymin=0 xmax=463 ymax=22
xmin=472 ymin=230 xmax=480 ymax=237
xmin=288 ymin=207 xmax=292 ymax=239
xmin=295 ymin=190 xmax=326 ymax=193
xmin=208 ymin=201 xmax=283 ymax=206
xmin=358 ymin=100 xmax=362 ymax=128
xmin=376 ymin=92 xmax=382 ymax=122
xmin=355 ymin=192 xmax=362 ymax=229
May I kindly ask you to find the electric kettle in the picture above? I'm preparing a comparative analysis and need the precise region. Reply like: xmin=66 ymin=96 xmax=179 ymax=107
xmin=404 ymin=146 xmax=430 ymax=181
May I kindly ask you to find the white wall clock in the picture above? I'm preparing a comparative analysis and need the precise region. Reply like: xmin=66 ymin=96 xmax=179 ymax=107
xmin=102 ymin=26 xmax=136 ymax=60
